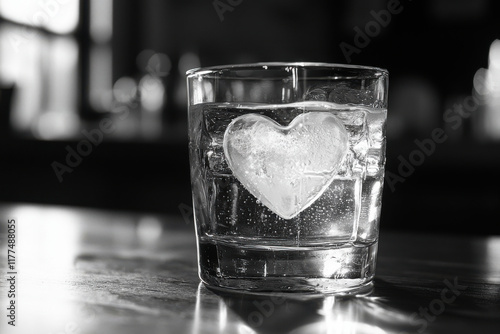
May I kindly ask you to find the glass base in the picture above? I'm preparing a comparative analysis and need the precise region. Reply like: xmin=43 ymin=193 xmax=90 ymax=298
xmin=198 ymin=238 xmax=377 ymax=294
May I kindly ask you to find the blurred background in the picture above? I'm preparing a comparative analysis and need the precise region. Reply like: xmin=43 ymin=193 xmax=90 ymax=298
xmin=0 ymin=0 xmax=499 ymax=235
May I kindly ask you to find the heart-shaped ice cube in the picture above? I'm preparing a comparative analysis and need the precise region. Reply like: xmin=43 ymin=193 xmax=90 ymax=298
xmin=223 ymin=112 xmax=349 ymax=220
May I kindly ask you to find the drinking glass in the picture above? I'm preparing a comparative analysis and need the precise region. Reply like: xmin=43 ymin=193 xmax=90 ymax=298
xmin=186 ymin=63 xmax=388 ymax=294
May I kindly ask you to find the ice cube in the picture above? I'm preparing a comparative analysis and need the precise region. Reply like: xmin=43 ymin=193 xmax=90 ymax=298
xmin=202 ymin=107 xmax=240 ymax=175
xmin=303 ymin=87 xmax=329 ymax=101
xmin=304 ymin=82 xmax=379 ymax=106
xmin=223 ymin=111 xmax=349 ymax=220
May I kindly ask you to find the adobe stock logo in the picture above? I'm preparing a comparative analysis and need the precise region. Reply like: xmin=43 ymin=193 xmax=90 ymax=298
xmin=340 ymin=0 xmax=412 ymax=63
xmin=50 ymin=111 xmax=129 ymax=183
xmin=403 ymin=277 xmax=467 ymax=334
xmin=385 ymin=79 xmax=485 ymax=192
xmin=213 ymin=0 xmax=243 ymax=22
xmin=9 ymin=0 xmax=75 ymax=53
xmin=247 ymin=293 xmax=288 ymax=328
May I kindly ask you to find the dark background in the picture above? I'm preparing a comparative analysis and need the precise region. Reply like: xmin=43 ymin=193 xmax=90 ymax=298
xmin=0 ymin=0 xmax=499 ymax=234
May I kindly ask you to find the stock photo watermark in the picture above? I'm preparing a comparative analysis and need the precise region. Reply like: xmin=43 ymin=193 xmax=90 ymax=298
xmin=51 ymin=51 xmax=166 ymax=183
xmin=385 ymin=87 xmax=484 ymax=192
xmin=8 ymin=0 xmax=75 ymax=53
xmin=4 ymin=218 xmax=17 ymax=327
xmin=247 ymin=293 xmax=290 ymax=328
xmin=50 ymin=107 xmax=130 ymax=183
xmin=340 ymin=0 xmax=413 ymax=63
xmin=178 ymin=203 xmax=194 ymax=225
xmin=213 ymin=0 xmax=243 ymax=22
xmin=403 ymin=276 xmax=467 ymax=333
xmin=2 ymin=216 xmax=96 ymax=330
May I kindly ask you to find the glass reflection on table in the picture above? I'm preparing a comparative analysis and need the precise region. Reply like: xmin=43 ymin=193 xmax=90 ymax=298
xmin=192 ymin=283 xmax=412 ymax=334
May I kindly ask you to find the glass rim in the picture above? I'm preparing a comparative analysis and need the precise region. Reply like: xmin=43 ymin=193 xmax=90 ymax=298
xmin=186 ymin=62 xmax=388 ymax=78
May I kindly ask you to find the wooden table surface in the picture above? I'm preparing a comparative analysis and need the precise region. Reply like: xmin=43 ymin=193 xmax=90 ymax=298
xmin=0 ymin=203 xmax=499 ymax=334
